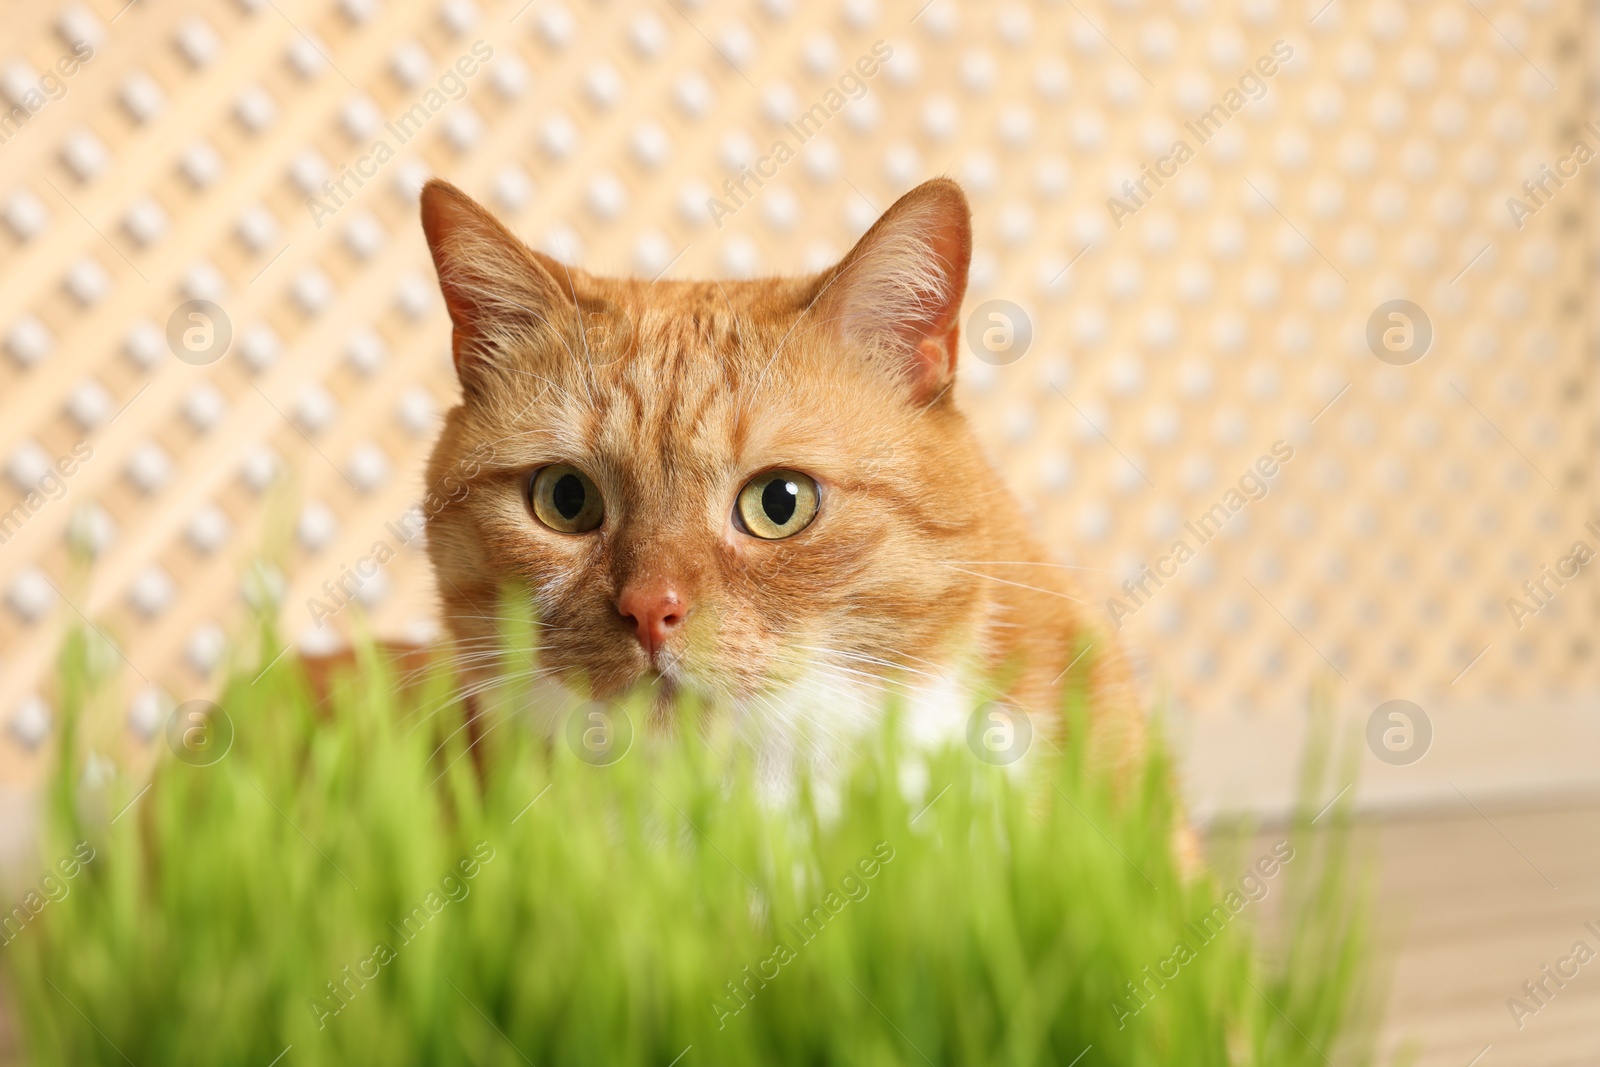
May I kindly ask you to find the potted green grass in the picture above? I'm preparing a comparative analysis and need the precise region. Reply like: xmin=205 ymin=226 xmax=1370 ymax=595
xmin=2 ymin=618 xmax=1381 ymax=1066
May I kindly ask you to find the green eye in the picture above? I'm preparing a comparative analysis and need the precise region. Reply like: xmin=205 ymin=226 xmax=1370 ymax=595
xmin=530 ymin=464 xmax=604 ymax=533
xmin=736 ymin=470 xmax=819 ymax=540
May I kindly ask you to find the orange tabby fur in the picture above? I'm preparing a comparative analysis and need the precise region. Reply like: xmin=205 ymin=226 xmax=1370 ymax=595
xmin=417 ymin=177 xmax=1139 ymax=766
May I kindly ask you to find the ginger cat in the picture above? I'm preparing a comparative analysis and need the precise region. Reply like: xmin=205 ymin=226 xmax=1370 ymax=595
xmin=417 ymin=177 xmax=1137 ymax=766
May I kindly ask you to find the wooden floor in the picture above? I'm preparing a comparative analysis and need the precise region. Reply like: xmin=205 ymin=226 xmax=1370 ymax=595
xmin=1370 ymin=801 xmax=1600 ymax=1067
xmin=2 ymin=803 xmax=1597 ymax=1065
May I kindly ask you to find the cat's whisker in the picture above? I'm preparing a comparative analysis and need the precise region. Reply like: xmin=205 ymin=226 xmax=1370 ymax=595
xmin=937 ymin=565 xmax=1087 ymax=605
xmin=938 ymin=559 xmax=1106 ymax=573
xmin=791 ymin=644 xmax=944 ymax=686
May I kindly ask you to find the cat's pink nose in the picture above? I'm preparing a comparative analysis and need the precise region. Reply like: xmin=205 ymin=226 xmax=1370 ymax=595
xmin=617 ymin=582 xmax=687 ymax=657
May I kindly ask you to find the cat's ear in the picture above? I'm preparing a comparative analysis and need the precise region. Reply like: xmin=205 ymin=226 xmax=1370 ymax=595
xmin=419 ymin=179 xmax=573 ymax=392
xmin=814 ymin=178 xmax=972 ymax=403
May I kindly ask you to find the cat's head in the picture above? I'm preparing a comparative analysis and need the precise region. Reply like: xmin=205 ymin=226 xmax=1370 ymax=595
xmin=420 ymin=178 xmax=1008 ymax=719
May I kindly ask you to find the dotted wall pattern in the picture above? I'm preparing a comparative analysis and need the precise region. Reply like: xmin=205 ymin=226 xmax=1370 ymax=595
xmin=0 ymin=0 xmax=1592 ymax=789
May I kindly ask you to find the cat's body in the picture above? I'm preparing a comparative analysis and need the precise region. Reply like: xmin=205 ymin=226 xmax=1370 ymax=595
xmin=419 ymin=178 xmax=1138 ymax=769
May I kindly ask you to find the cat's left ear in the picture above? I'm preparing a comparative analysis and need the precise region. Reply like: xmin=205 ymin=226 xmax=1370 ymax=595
xmin=419 ymin=179 xmax=574 ymax=395
xmin=814 ymin=178 xmax=972 ymax=403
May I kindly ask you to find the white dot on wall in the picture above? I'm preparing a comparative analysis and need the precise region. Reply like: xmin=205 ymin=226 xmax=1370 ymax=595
xmin=634 ymin=230 xmax=675 ymax=277
xmin=128 ymin=688 xmax=170 ymax=742
xmin=293 ymin=384 xmax=338 ymax=434
xmin=801 ymin=136 xmax=841 ymax=183
xmin=492 ymin=166 xmax=533 ymax=212
xmin=959 ymin=49 xmax=996 ymax=94
xmin=346 ymin=328 xmax=387 ymax=376
xmin=120 ymin=70 xmax=166 ymax=123
xmin=960 ymin=152 xmax=997 ymax=195
xmin=802 ymin=32 xmax=840 ymax=75
xmin=346 ymin=442 xmax=390 ymax=492
xmin=181 ymin=140 xmax=225 ymax=188
xmin=761 ymin=82 xmax=798 ymax=125
xmin=57 ymin=5 xmax=107 ymax=49
xmin=630 ymin=12 xmax=668 ymax=57
xmin=64 ymin=257 xmax=109 ymax=303
xmin=236 ymin=204 xmax=280 ymax=252
xmin=396 ymin=273 xmax=433 ymax=319
xmin=123 ymin=197 xmax=169 ymax=246
xmin=239 ymin=324 xmax=281 ymax=373
xmin=720 ymin=236 xmax=760 ymax=278
xmin=443 ymin=107 xmax=484 ymax=152
xmin=761 ymin=186 xmax=801 ymax=232
xmin=61 ymin=128 xmax=109 ymax=181
xmin=183 ymin=260 xmax=228 ymax=302
xmin=186 ymin=622 xmax=227 ymax=677
xmin=10 ymin=696 xmax=51 ymax=749
xmin=344 ymin=211 xmax=387 ymax=260
xmin=7 ymin=567 xmax=56 ymax=623
xmin=66 ymin=378 xmax=113 ymax=429
xmin=297 ymin=501 xmax=339 ymax=551
xmin=3 ymin=189 xmax=49 ymax=241
xmin=187 ymin=504 xmax=232 ymax=555
xmin=844 ymin=93 xmax=882 ymax=134
xmin=183 ymin=383 xmax=228 ymax=432
xmin=241 ymin=445 xmax=281 ymax=492
xmin=341 ymin=95 xmax=382 ymax=140
xmin=234 ymin=85 xmax=277 ymax=132
xmin=7 ymin=315 xmax=54 ymax=368
xmin=631 ymin=122 xmax=671 ymax=170
xmin=883 ymin=143 xmax=921 ymax=187
xmin=287 ymin=33 xmax=330 ymax=77
xmin=587 ymin=171 xmax=628 ymax=220
xmin=128 ymin=566 xmax=175 ymax=617
xmin=125 ymin=320 xmax=163 ymax=369
xmin=6 ymin=441 xmax=51 ymax=491
xmin=674 ymin=72 xmax=715 ymax=120
xmin=126 ymin=441 xmax=173 ymax=494
xmin=540 ymin=113 xmax=580 ymax=160
xmin=397 ymin=387 xmax=437 ymax=435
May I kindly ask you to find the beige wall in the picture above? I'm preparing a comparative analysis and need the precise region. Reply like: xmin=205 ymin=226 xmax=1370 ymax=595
xmin=0 ymin=0 xmax=1593 ymax=797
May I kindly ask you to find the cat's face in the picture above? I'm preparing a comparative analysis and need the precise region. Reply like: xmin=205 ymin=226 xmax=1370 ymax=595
xmin=421 ymin=179 xmax=1000 ymax=722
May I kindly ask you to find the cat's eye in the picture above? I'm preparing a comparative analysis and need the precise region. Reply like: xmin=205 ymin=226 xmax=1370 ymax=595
xmin=529 ymin=464 xmax=604 ymax=533
xmin=735 ymin=470 xmax=819 ymax=540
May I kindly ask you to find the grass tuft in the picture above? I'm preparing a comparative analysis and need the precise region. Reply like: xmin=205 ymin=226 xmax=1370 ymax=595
xmin=3 ymin=623 xmax=1382 ymax=1066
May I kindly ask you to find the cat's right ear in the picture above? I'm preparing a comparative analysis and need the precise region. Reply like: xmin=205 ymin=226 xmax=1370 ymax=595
xmin=813 ymin=178 xmax=972 ymax=405
xmin=419 ymin=179 xmax=572 ymax=393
